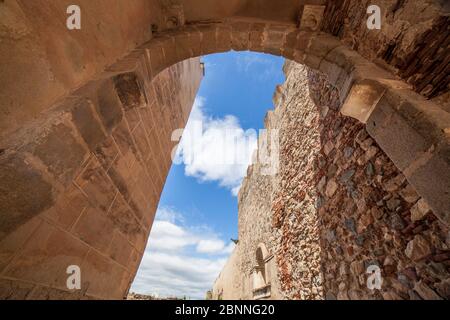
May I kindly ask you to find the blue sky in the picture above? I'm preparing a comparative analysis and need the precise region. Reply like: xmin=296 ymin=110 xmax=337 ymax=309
xmin=131 ymin=51 xmax=285 ymax=299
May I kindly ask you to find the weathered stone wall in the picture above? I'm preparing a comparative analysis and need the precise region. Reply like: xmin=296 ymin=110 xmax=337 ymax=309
xmin=212 ymin=248 xmax=242 ymax=300
xmin=322 ymin=0 xmax=449 ymax=100
xmin=212 ymin=155 xmax=283 ymax=300
xmin=0 ymin=0 xmax=166 ymax=139
xmin=0 ymin=58 xmax=202 ymax=300
xmin=3 ymin=1 xmax=449 ymax=225
xmin=273 ymin=62 xmax=450 ymax=300
xmin=0 ymin=0 xmax=301 ymax=140
xmin=1 ymin=0 xmax=449 ymax=300
xmin=237 ymin=153 xmax=283 ymax=300
xmin=214 ymin=61 xmax=449 ymax=300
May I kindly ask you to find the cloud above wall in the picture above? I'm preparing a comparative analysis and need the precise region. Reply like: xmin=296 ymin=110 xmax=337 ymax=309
xmin=174 ymin=96 xmax=258 ymax=196
xmin=236 ymin=53 xmax=282 ymax=82
xmin=130 ymin=207 xmax=235 ymax=299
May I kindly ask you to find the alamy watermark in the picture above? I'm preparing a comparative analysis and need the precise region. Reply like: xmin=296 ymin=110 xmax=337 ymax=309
xmin=66 ymin=265 xmax=81 ymax=290
xmin=366 ymin=265 xmax=383 ymax=290
xmin=367 ymin=5 xmax=382 ymax=30
xmin=66 ymin=4 xmax=382 ymax=31
xmin=66 ymin=5 xmax=81 ymax=30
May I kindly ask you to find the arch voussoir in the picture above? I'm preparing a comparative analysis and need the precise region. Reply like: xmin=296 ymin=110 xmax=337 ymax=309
xmin=230 ymin=21 xmax=252 ymax=52
xmin=248 ymin=23 xmax=266 ymax=53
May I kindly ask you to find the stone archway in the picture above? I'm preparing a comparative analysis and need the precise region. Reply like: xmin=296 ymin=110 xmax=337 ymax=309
xmin=103 ymin=17 xmax=450 ymax=225
xmin=0 ymin=1 xmax=449 ymax=300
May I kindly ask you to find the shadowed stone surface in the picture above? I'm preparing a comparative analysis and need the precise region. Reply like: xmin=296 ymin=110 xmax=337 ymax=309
xmin=0 ymin=0 xmax=448 ymax=300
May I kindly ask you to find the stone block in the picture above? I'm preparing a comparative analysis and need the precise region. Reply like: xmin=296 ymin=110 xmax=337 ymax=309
xmin=42 ymin=185 xmax=88 ymax=231
xmin=395 ymin=92 xmax=450 ymax=144
xmin=299 ymin=5 xmax=325 ymax=32
xmin=262 ymin=25 xmax=287 ymax=56
xmin=74 ymin=157 xmax=117 ymax=213
xmin=144 ymin=153 xmax=164 ymax=191
xmin=366 ymin=92 xmax=431 ymax=172
xmin=136 ymin=54 xmax=153 ymax=89
xmin=186 ymin=27 xmax=202 ymax=58
xmin=108 ymin=193 xmax=142 ymax=238
xmin=105 ymin=49 xmax=143 ymax=74
xmin=399 ymin=184 xmax=420 ymax=203
xmin=174 ymin=32 xmax=194 ymax=60
xmin=231 ymin=22 xmax=251 ymax=51
xmin=216 ymin=24 xmax=232 ymax=53
xmin=27 ymin=285 xmax=85 ymax=300
xmin=406 ymin=149 xmax=450 ymax=225
xmin=107 ymin=230 xmax=134 ymax=267
xmin=2 ymin=220 xmax=89 ymax=288
xmin=0 ymin=217 xmax=42 ymax=273
xmin=0 ymin=278 xmax=35 ymax=300
xmin=129 ymin=248 xmax=143 ymax=274
xmin=414 ymin=281 xmax=443 ymax=300
xmin=341 ymin=80 xmax=386 ymax=123
xmin=302 ymin=52 xmax=322 ymax=70
xmin=138 ymin=107 xmax=155 ymax=135
xmin=132 ymin=123 xmax=151 ymax=161
xmin=284 ymin=30 xmax=298 ymax=51
xmin=125 ymin=108 xmax=141 ymax=133
xmin=93 ymin=79 xmax=124 ymax=133
xmin=72 ymin=207 xmax=115 ymax=253
xmin=106 ymin=157 xmax=135 ymax=205
xmin=410 ymin=199 xmax=431 ymax=222
xmin=0 ymin=153 xmax=54 ymax=239
xmin=30 ymin=121 xmax=88 ymax=186
xmin=71 ymin=99 xmax=107 ymax=151
xmin=81 ymin=249 xmax=130 ymax=299
xmin=133 ymin=164 xmax=155 ymax=198
xmin=112 ymin=119 xmax=139 ymax=169
xmin=306 ymin=34 xmax=341 ymax=62
xmin=160 ymin=37 xmax=178 ymax=69
xmin=318 ymin=59 xmax=345 ymax=87
xmin=405 ymin=235 xmax=432 ymax=261
xmin=94 ymin=136 xmax=120 ymax=172
xmin=141 ymin=197 xmax=158 ymax=229
xmin=249 ymin=23 xmax=265 ymax=52
xmin=113 ymin=72 xmax=147 ymax=111
xmin=146 ymin=44 xmax=166 ymax=77
xmin=325 ymin=45 xmax=368 ymax=73
xmin=197 ymin=25 xmax=217 ymax=56
xmin=128 ymin=224 xmax=148 ymax=253
xmin=126 ymin=188 xmax=149 ymax=222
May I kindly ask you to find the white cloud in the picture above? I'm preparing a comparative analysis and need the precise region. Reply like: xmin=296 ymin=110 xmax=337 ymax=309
xmin=196 ymin=239 xmax=227 ymax=254
xmin=236 ymin=52 xmax=281 ymax=81
xmin=174 ymin=97 xmax=257 ymax=196
xmin=148 ymin=220 xmax=196 ymax=252
xmin=130 ymin=207 xmax=235 ymax=299
xmin=155 ymin=207 xmax=185 ymax=224
xmin=132 ymin=251 xmax=227 ymax=300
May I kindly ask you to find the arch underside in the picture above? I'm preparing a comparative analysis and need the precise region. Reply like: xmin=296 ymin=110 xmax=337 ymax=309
xmin=0 ymin=11 xmax=449 ymax=299
xmin=90 ymin=18 xmax=450 ymax=225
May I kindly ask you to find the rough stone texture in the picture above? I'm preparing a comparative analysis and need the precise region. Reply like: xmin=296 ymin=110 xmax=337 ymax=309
xmin=212 ymin=248 xmax=242 ymax=300
xmin=2 ymin=2 xmax=449 ymax=221
xmin=1 ymin=0 xmax=449 ymax=300
xmin=0 ymin=0 xmax=163 ymax=139
xmin=322 ymin=0 xmax=449 ymax=100
xmin=0 ymin=58 xmax=203 ymax=300
xmin=273 ymin=63 xmax=449 ymax=300
xmin=212 ymin=157 xmax=283 ymax=300
xmin=214 ymin=62 xmax=449 ymax=300
xmin=2 ymin=0 xmax=448 ymax=140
